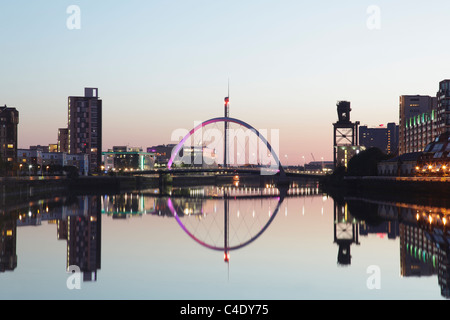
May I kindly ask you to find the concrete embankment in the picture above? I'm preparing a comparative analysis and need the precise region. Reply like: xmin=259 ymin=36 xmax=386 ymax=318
xmin=0 ymin=175 xmax=160 ymax=207
xmin=324 ymin=176 xmax=450 ymax=198
xmin=0 ymin=173 xmax=322 ymax=207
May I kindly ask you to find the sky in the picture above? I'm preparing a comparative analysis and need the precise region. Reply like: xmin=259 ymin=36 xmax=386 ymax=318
xmin=2 ymin=0 xmax=450 ymax=164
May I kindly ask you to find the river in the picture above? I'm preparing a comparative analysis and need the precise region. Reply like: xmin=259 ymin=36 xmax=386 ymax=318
xmin=0 ymin=181 xmax=448 ymax=300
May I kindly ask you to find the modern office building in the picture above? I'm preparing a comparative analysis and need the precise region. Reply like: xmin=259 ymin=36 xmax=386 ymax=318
xmin=68 ymin=88 xmax=102 ymax=173
xmin=103 ymin=146 xmax=155 ymax=172
xmin=167 ymin=146 xmax=218 ymax=168
xmin=359 ymin=123 xmax=399 ymax=155
xmin=0 ymin=105 xmax=19 ymax=165
xmin=17 ymin=149 xmax=42 ymax=175
xmin=18 ymin=149 xmax=88 ymax=176
xmin=399 ymin=95 xmax=438 ymax=154
xmin=147 ymin=144 xmax=177 ymax=166
xmin=30 ymin=144 xmax=59 ymax=153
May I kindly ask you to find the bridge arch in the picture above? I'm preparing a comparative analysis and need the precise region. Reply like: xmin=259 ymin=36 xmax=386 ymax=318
xmin=167 ymin=117 xmax=285 ymax=175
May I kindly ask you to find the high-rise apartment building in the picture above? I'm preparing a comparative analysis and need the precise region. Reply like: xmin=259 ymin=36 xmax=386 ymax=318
xmin=399 ymin=95 xmax=437 ymax=154
xmin=68 ymin=88 xmax=102 ymax=173
xmin=0 ymin=105 xmax=19 ymax=165
xmin=437 ymin=80 xmax=450 ymax=135
xmin=58 ymin=128 xmax=69 ymax=153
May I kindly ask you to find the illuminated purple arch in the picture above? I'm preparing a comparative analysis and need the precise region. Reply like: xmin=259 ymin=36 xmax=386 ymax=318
xmin=167 ymin=117 xmax=284 ymax=175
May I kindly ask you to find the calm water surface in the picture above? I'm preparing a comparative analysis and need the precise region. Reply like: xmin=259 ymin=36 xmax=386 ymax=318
xmin=0 ymin=182 xmax=448 ymax=300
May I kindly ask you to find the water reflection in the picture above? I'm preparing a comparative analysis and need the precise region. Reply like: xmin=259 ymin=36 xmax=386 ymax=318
xmin=1 ymin=183 xmax=450 ymax=299
xmin=101 ymin=184 xmax=317 ymax=263
xmin=167 ymin=186 xmax=288 ymax=263
xmin=338 ymin=196 xmax=450 ymax=299
xmin=1 ymin=196 xmax=101 ymax=281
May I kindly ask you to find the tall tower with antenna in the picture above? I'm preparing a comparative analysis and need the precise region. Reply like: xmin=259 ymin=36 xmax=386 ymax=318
xmin=224 ymin=82 xmax=230 ymax=167
xmin=333 ymin=101 xmax=360 ymax=168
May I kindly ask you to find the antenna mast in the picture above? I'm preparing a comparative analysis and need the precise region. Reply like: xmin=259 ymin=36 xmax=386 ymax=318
xmin=224 ymin=80 xmax=230 ymax=167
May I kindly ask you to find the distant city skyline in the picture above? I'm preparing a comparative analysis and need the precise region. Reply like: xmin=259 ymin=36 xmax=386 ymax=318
xmin=3 ymin=1 xmax=450 ymax=164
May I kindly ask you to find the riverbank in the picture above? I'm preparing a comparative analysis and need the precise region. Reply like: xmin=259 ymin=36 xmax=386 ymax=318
xmin=0 ymin=171 xmax=326 ymax=209
xmin=0 ymin=175 xmax=160 ymax=207
xmin=321 ymin=174 xmax=450 ymax=206
xmin=0 ymin=174 xmax=268 ymax=206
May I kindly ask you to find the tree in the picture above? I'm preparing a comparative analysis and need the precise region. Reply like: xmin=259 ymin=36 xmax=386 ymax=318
xmin=347 ymin=147 xmax=392 ymax=176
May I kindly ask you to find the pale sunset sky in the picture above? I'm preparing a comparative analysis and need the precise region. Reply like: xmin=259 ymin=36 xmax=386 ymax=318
xmin=2 ymin=1 xmax=450 ymax=164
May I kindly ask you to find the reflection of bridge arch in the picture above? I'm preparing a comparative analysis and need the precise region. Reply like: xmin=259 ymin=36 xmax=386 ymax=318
xmin=167 ymin=117 xmax=285 ymax=176
xmin=167 ymin=188 xmax=287 ymax=253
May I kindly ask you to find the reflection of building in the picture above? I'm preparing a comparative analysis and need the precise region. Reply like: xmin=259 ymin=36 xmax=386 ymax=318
xmin=102 ymin=192 xmax=152 ymax=218
xmin=58 ymin=196 xmax=102 ymax=282
xmin=400 ymin=223 xmax=436 ymax=277
xmin=1 ymin=196 xmax=103 ymax=279
xmin=359 ymin=123 xmax=399 ymax=155
xmin=333 ymin=101 xmax=361 ymax=168
xmin=359 ymin=220 xmax=399 ymax=240
xmin=100 ymin=192 xmax=203 ymax=219
xmin=0 ymin=212 xmax=17 ymax=272
xmin=0 ymin=105 xmax=19 ymax=165
xmin=362 ymin=198 xmax=450 ymax=299
xmin=68 ymin=88 xmax=102 ymax=173
xmin=103 ymin=146 xmax=155 ymax=172
xmin=333 ymin=201 xmax=359 ymax=265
